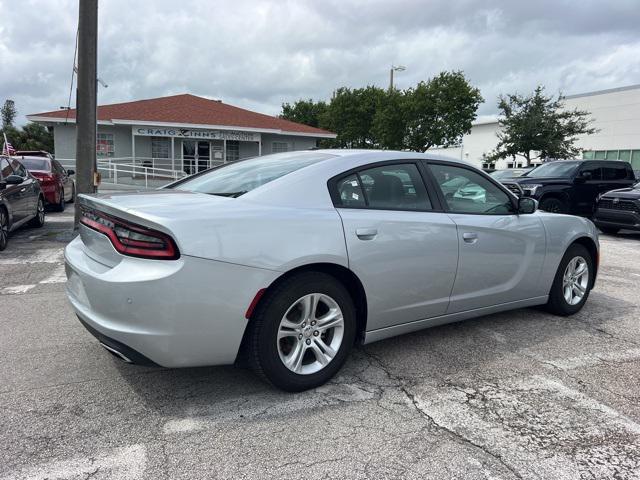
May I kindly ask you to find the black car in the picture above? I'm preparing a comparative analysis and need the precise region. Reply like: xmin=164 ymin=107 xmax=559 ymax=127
xmin=502 ymin=160 xmax=636 ymax=214
xmin=593 ymin=182 xmax=640 ymax=234
xmin=0 ymin=155 xmax=46 ymax=251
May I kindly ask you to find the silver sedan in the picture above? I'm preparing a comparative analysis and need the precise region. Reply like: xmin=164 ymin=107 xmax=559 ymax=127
xmin=64 ymin=150 xmax=599 ymax=391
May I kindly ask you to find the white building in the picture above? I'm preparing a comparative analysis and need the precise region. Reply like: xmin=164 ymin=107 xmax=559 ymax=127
xmin=431 ymin=84 xmax=640 ymax=171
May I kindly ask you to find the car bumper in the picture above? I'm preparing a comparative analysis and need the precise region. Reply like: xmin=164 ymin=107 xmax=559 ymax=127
xmin=593 ymin=208 xmax=640 ymax=231
xmin=64 ymin=235 xmax=280 ymax=367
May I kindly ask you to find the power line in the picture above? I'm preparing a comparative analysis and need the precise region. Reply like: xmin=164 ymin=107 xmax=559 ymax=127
xmin=64 ymin=27 xmax=79 ymax=124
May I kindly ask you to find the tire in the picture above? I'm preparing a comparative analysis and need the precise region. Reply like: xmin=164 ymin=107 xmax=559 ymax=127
xmin=245 ymin=271 xmax=356 ymax=392
xmin=0 ymin=208 xmax=8 ymax=251
xmin=67 ymin=182 xmax=75 ymax=203
xmin=545 ymin=244 xmax=594 ymax=316
xmin=599 ymin=227 xmax=619 ymax=235
xmin=54 ymin=188 xmax=65 ymax=212
xmin=28 ymin=197 xmax=46 ymax=228
xmin=539 ymin=197 xmax=568 ymax=214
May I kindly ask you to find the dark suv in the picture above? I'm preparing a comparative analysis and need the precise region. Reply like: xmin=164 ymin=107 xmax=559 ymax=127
xmin=502 ymin=160 xmax=636 ymax=214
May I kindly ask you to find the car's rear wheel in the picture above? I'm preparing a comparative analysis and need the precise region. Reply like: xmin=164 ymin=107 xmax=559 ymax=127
xmin=540 ymin=197 xmax=568 ymax=214
xmin=599 ymin=227 xmax=619 ymax=235
xmin=54 ymin=188 xmax=65 ymax=212
xmin=246 ymin=272 xmax=356 ymax=392
xmin=28 ymin=197 xmax=45 ymax=228
xmin=0 ymin=208 xmax=8 ymax=251
xmin=545 ymin=244 xmax=594 ymax=316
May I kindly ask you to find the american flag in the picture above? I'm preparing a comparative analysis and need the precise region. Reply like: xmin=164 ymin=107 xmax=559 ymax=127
xmin=2 ymin=133 xmax=15 ymax=155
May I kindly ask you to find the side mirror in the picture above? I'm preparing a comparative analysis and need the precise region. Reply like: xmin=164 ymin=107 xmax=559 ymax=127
xmin=67 ymin=169 xmax=75 ymax=175
xmin=518 ymin=197 xmax=537 ymax=214
xmin=5 ymin=175 xmax=24 ymax=185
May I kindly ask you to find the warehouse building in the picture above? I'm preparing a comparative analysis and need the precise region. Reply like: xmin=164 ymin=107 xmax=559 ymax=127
xmin=431 ymin=84 xmax=640 ymax=171
xmin=28 ymin=94 xmax=336 ymax=174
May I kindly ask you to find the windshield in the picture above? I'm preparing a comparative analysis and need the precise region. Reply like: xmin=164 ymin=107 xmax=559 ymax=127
xmin=490 ymin=169 xmax=527 ymax=179
xmin=173 ymin=151 xmax=335 ymax=197
xmin=18 ymin=157 xmax=50 ymax=171
xmin=524 ymin=161 xmax=580 ymax=178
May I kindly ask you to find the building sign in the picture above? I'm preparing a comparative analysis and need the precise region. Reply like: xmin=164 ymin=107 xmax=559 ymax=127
xmin=133 ymin=126 xmax=260 ymax=142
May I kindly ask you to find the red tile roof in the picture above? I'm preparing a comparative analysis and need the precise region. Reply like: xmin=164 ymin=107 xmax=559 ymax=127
xmin=29 ymin=94 xmax=334 ymax=136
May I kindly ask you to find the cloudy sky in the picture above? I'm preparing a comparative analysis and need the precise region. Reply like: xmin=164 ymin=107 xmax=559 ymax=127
xmin=1 ymin=0 xmax=639 ymax=124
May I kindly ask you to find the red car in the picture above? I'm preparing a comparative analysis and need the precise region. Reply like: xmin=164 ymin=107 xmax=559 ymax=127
xmin=16 ymin=156 xmax=75 ymax=211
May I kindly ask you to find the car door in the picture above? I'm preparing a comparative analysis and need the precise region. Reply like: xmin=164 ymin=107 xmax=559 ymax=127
xmin=426 ymin=162 xmax=546 ymax=314
xmin=53 ymin=160 xmax=71 ymax=200
xmin=0 ymin=158 xmax=25 ymax=223
xmin=10 ymin=159 xmax=37 ymax=217
xmin=331 ymin=161 xmax=459 ymax=331
xmin=573 ymin=162 xmax=603 ymax=214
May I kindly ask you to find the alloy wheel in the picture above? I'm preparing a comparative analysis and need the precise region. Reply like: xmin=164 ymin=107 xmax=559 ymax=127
xmin=277 ymin=293 xmax=345 ymax=375
xmin=562 ymin=256 xmax=589 ymax=305
xmin=0 ymin=210 xmax=7 ymax=249
xmin=37 ymin=199 xmax=45 ymax=224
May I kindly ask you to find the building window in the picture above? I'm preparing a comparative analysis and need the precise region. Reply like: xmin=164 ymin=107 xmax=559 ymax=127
xmin=272 ymin=141 xmax=289 ymax=153
xmin=594 ymin=151 xmax=606 ymax=160
xmin=226 ymin=140 xmax=239 ymax=162
xmin=582 ymin=151 xmax=594 ymax=160
xmin=96 ymin=133 xmax=114 ymax=157
xmin=151 ymin=137 xmax=170 ymax=159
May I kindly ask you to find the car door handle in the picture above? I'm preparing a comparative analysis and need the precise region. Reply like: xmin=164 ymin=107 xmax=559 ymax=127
xmin=20 ymin=188 xmax=26 ymax=193
xmin=462 ymin=232 xmax=478 ymax=243
xmin=356 ymin=228 xmax=378 ymax=240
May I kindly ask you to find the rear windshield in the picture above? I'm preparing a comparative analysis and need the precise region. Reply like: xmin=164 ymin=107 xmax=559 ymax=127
xmin=18 ymin=157 xmax=50 ymax=171
xmin=524 ymin=161 xmax=580 ymax=178
xmin=173 ymin=151 xmax=335 ymax=197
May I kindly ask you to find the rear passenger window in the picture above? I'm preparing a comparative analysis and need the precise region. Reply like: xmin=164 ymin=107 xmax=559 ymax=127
xmin=335 ymin=163 xmax=431 ymax=211
xmin=10 ymin=160 xmax=27 ymax=178
xmin=602 ymin=165 xmax=630 ymax=180
xmin=336 ymin=174 xmax=366 ymax=207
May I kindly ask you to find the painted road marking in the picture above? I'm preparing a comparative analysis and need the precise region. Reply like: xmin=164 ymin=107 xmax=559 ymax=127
xmin=0 ymin=248 xmax=64 ymax=266
xmin=0 ymin=285 xmax=36 ymax=295
xmin=39 ymin=263 xmax=66 ymax=284
xmin=1 ymin=444 xmax=147 ymax=480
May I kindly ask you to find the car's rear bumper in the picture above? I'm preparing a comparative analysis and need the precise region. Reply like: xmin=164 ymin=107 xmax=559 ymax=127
xmin=64 ymin=235 xmax=280 ymax=367
xmin=593 ymin=208 xmax=640 ymax=231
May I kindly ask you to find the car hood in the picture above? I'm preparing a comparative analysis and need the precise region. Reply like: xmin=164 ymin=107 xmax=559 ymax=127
xmin=600 ymin=187 xmax=640 ymax=200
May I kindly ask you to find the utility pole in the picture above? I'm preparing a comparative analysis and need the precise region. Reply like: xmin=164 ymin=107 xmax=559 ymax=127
xmin=74 ymin=0 xmax=98 ymax=227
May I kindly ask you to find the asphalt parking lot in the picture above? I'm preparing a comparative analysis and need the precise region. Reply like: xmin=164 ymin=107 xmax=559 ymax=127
xmin=1 ymin=207 xmax=640 ymax=480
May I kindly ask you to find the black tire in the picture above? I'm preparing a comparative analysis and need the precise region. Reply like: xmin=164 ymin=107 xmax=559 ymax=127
xmin=0 ymin=207 xmax=8 ymax=251
xmin=599 ymin=227 xmax=619 ymax=235
xmin=539 ymin=197 xmax=568 ymax=214
xmin=28 ymin=196 xmax=46 ymax=228
xmin=245 ymin=271 xmax=356 ymax=392
xmin=67 ymin=182 xmax=75 ymax=203
xmin=545 ymin=243 xmax=594 ymax=316
xmin=54 ymin=188 xmax=65 ymax=212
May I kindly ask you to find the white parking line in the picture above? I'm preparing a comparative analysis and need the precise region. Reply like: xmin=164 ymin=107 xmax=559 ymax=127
xmin=0 ymin=285 xmax=36 ymax=295
xmin=1 ymin=444 xmax=147 ymax=480
xmin=0 ymin=248 xmax=64 ymax=266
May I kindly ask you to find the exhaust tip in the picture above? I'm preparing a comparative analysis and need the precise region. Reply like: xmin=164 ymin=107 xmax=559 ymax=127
xmin=100 ymin=342 xmax=133 ymax=363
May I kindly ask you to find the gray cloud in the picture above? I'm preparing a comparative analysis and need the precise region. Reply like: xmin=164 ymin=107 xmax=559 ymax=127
xmin=1 ymin=0 xmax=639 ymax=124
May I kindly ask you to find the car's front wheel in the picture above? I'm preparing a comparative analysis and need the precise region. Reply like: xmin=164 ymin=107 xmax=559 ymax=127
xmin=540 ymin=197 xmax=568 ymax=214
xmin=54 ymin=188 xmax=65 ymax=212
xmin=0 ymin=208 xmax=8 ymax=251
xmin=28 ymin=197 xmax=46 ymax=228
xmin=545 ymin=243 xmax=594 ymax=316
xmin=246 ymin=272 xmax=356 ymax=391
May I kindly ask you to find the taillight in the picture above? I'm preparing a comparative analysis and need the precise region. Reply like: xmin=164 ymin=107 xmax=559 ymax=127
xmin=33 ymin=173 xmax=55 ymax=182
xmin=80 ymin=207 xmax=180 ymax=260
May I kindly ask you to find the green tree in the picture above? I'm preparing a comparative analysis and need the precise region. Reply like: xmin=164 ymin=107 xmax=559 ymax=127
xmin=403 ymin=71 xmax=483 ymax=152
xmin=1 ymin=99 xmax=17 ymax=128
xmin=371 ymin=88 xmax=406 ymax=150
xmin=321 ymin=86 xmax=387 ymax=148
xmin=280 ymin=99 xmax=328 ymax=128
xmin=490 ymin=86 xmax=597 ymax=166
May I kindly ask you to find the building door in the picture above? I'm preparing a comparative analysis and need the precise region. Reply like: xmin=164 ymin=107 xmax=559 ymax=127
xmin=182 ymin=141 xmax=211 ymax=175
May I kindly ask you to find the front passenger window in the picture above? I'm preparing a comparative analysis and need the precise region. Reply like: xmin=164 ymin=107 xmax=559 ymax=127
xmin=429 ymin=164 xmax=514 ymax=214
xmin=10 ymin=160 xmax=27 ymax=178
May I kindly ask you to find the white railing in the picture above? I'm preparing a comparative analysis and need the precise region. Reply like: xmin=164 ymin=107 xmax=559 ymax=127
xmin=56 ymin=157 xmax=191 ymax=189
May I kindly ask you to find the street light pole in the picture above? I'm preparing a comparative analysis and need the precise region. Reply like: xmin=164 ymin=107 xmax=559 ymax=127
xmin=389 ymin=64 xmax=406 ymax=91
xmin=74 ymin=0 xmax=98 ymax=227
